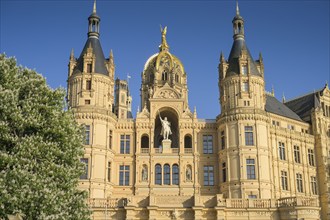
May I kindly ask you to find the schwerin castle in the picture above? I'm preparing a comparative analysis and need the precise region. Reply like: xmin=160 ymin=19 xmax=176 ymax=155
xmin=66 ymin=1 xmax=330 ymax=219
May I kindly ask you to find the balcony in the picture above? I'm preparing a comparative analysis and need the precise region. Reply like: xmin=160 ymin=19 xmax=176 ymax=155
xmin=141 ymin=148 xmax=149 ymax=154
xmin=184 ymin=148 xmax=193 ymax=154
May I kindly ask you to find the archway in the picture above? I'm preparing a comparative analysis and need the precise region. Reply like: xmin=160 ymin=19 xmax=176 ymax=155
xmin=154 ymin=107 xmax=179 ymax=148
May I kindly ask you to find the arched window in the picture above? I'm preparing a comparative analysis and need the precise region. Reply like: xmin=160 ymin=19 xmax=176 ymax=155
xmin=164 ymin=164 xmax=170 ymax=185
xmin=175 ymin=74 xmax=179 ymax=83
xmin=172 ymin=164 xmax=179 ymax=185
xmin=162 ymin=70 xmax=168 ymax=81
xmin=155 ymin=164 xmax=162 ymax=185
xmin=184 ymin=135 xmax=192 ymax=148
xmin=141 ymin=135 xmax=149 ymax=148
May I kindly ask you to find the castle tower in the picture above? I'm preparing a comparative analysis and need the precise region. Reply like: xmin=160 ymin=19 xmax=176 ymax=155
xmin=67 ymin=0 xmax=115 ymax=110
xmin=217 ymin=3 xmax=272 ymax=199
xmin=67 ymin=0 xmax=116 ymax=199
xmin=114 ymin=78 xmax=133 ymax=119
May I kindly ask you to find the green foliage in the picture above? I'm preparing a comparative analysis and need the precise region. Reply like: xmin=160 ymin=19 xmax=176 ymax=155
xmin=0 ymin=54 xmax=90 ymax=219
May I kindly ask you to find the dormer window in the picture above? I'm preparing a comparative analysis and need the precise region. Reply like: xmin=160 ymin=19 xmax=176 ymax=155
xmin=242 ymin=65 xmax=247 ymax=75
xmin=87 ymin=64 xmax=92 ymax=73
xmin=86 ymin=80 xmax=92 ymax=90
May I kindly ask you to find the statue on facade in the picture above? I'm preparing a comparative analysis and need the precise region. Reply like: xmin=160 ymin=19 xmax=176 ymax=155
xmin=142 ymin=165 xmax=148 ymax=181
xmin=158 ymin=110 xmax=172 ymax=140
xmin=186 ymin=165 xmax=192 ymax=181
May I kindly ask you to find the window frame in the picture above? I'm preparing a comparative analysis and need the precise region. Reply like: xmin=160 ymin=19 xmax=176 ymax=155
xmin=119 ymin=165 xmax=130 ymax=186
xmin=296 ymin=173 xmax=303 ymax=193
xmin=203 ymin=165 xmax=214 ymax=186
xmin=244 ymin=126 xmax=254 ymax=146
xmin=120 ymin=134 xmax=130 ymax=154
xmin=203 ymin=135 xmax=213 ymax=154
xmin=281 ymin=170 xmax=288 ymax=190
xmin=293 ymin=145 xmax=301 ymax=163
xmin=85 ymin=125 xmax=91 ymax=145
xmin=278 ymin=142 xmax=286 ymax=160
xmin=246 ymin=159 xmax=256 ymax=180
xmin=80 ymin=158 xmax=89 ymax=180
xmin=308 ymin=149 xmax=315 ymax=166
xmin=172 ymin=164 xmax=179 ymax=185
xmin=155 ymin=164 xmax=162 ymax=185
xmin=163 ymin=164 xmax=171 ymax=185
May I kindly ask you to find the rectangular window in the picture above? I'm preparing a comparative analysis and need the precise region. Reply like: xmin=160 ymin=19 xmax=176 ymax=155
xmin=242 ymin=82 xmax=249 ymax=92
xmin=221 ymin=131 xmax=225 ymax=150
xmin=281 ymin=171 xmax=288 ymax=190
xmin=87 ymin=64 xmax=92 ymax=73
xmin=85 ymin=125 xmax=91 ymax=145
xmin=109 ymin=130 xmax=113 ymax=149
xmin=107 ymin=162 xmax=111 ymax=182
xmin=245 ymin=126 xmax=254 ymax=146
xmin=203 ymin=165 xmax=214 ymax=186
xmin=308 ymin=149 xmax=315 ymax=166
xmin=203 ymin=135 xmax=213 ymax=154
xmin=296 ymin=173 xmax=303 ymax=193
xmin=222 ymin=162 xmax=227 ymax=182
xmin=311 ymin=176 xmax=317 ymax=195
xmin=80 ymin=158 xmax=89 ymax=179
xmin=85 ymin=99 xmax=91 ymax=105
xmin=242 ymin=65 xmax=248 ymax=75
xmin=246 ymin=159 xmax=256 ymax=179
xmin=120 ymin=135 xmax=130 ymax=154
xmin=279 ymin=142 xmax=286 ymax=160
xmin=119 ymin=165 xmax=130 ymax=186
xmin=86 ymin=80 xmax=92 ymax=90
xmin=294 ymin=145 xmax=301 ymax=163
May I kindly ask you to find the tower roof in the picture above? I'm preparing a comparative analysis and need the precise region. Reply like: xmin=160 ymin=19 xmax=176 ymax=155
xmin=226 ymin=39 xmax=261 ymax=77
xmin=73 ymin=0 xmax=108 ymax=76
xmin=226 ymin=3 xmax=261 ymax=77
xmin=73 ymin=37 xmax=108 ymax=75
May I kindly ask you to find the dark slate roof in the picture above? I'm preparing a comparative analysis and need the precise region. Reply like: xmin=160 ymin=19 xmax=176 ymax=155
xmin=73 ymin=37 xmax=108 ymax=75
xmin=265 ymin=94 xmax=302 ymax=121
xmin=226 ymin=39 xmax=261 ymax=77
xmin=284 ymin=91 xmax=320 ymax=123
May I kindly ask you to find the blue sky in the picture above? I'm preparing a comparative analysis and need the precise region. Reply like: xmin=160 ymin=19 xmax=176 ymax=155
xmin=1 ymin=0 xmax=329 ymax=119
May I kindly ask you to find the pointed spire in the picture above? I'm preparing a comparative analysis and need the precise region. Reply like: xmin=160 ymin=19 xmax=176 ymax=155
xmin=70 ymin=48 xmax=74 ymax=60
xmin=88 ymin=0 xmax=100 ymax=38
xmin=109 ymin=49 xmax=114 ymax=64
xmin=220 ymin=51 xmax=225 ymax=62
xmin=259 ymin=52 xmax=263 ymax=62
xmin=282 ymin=92 xmax=286 ymax=103
xmin=236 ymin=1 xmax=240 ymax=16
xmin=93 ymin=0 xmax=97 ymax=14
xmin=159 ymin=25 xmax=169 ymax=52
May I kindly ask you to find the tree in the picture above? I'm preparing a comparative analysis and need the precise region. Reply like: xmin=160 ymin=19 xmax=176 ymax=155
xmin=0 ymin=54 xmax=90 ymax=219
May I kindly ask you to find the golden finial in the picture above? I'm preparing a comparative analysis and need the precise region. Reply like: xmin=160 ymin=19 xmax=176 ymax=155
xmin=159 ymin=25 xmax=169 ymax=51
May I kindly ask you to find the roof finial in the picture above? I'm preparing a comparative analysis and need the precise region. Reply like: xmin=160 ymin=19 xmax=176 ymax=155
xmin=271 ymin=85 xmax=275 ymax=96
xmin=282 ymin=92 xmax=286 ymax=103
xmin=70 ymin=48 xmax=74 ymax=60
xmin=93 ymin=0 xmax=97 ymax=14
xmin=236 ymin=1 xmax=240 ymax=16
xmin=159 ymin=25 xmax=169 ymax=51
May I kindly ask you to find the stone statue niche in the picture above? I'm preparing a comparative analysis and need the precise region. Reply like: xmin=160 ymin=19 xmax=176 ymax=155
xmin=154 ymin=109 xmax=179 ymax=151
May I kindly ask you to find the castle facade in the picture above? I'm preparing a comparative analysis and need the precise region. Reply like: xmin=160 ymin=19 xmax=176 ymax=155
xmin=67 ymin=1 xmax=330 ymax=219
